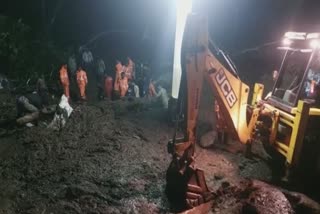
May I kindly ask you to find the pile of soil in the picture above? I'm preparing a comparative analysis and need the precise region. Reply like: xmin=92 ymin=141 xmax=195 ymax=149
xmin=0 ymin=95 xmax=319 ymax=214
xmin=0 ymin=101 xmax=171 ymax=214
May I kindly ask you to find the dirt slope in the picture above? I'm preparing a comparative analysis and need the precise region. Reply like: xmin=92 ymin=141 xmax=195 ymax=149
xmin=0 ymin=98 xmax=319 ymax=214
xmin=0 ymin=102 xmax=172 ymax=213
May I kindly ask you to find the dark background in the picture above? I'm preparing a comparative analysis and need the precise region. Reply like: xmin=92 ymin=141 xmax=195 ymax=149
xmin=1 ymin=0 xmax=320 ymax=84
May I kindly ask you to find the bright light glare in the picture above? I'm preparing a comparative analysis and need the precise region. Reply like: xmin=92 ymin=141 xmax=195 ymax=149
xmin=172 ymin=0 xmax=193 ymax=99
xmin=310 ymin=40 xmax=320 ymax=49
xmin=282 ymin=38 xmax=292 ymax=46
xmin=284 ymin=32 xmax=306 ymax=40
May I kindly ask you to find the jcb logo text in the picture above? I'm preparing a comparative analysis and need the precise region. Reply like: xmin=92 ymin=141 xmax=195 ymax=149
xmin=215 ymin=69 xmax=237 ymax=108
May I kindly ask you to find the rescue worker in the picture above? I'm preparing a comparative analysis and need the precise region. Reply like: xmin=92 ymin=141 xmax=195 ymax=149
xmin=156 ymin=83 xmax=170 ymax=123
xmin=48 ymin=94 xmax=73 ymax=130
xmin=0 ymin=76 xmax=9 ymax=89
xmin=148 ymin=79 xmax=157 ymax=97
xmin=59 ymin=64 xmax=70 ymax=99
xmin=97 ymin=58 xmax=106 ymax=100
xmin=132 ymin=82 xmax=140 ymax=98
xmin=16 ymin=91 xmax=49 ymax=126
xmin=76 ymin=67 xmax=88 ymax=100
xmin=81 ymin=47 xmax=94 ymax=71
xmin=119 ymin=72 xmax=128 ymax=97
xmin=97 ymin=58 xmax=106 ymax=76
xmin=68 ymin=54 xmax=77 ymax=75
xmin=127 ymin=81 xmax=139 ymax=98
xmin=37 ymin=75 xmax=48 ymax=95
xmin=113 ymin=61 xmax=123 ymax=99
xmin=124 ymin=57 xmax=135 ymax=80
xmin=156 ymin=83 xmax=169 ymax=109
xmin=104 ymin=75 xmax=113 ymax=99
xmin=127 ymin=82 xmax=135 ymax=97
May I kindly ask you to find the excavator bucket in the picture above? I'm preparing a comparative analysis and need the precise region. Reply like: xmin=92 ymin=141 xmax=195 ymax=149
xmin=166 ymin=155 xmax=213 ymax=213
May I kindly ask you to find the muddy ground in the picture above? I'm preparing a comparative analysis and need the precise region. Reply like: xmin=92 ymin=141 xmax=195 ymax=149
xmin=0 ymin=90 xmax=320 ymax=214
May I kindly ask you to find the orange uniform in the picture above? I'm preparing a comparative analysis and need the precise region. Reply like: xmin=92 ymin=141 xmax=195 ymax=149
xmin=59 ymin=66 xmax=70 ymax=98
xmin=119 ymin=77 xmax=128 ymax=97
xmin=104 ymin=76 xmax=113 ymax=99
xmin=149 ymin=82 xmax=156 ymax=97
xmin=114 ymin=70 xmax=122 ymax=91
xmin=114 ymin=62 xmax=123 ymax=91
xmin=76 ymin=69 xmax=88 ymax=99
xmin=124 ymin=60 xmax=134 ymax=81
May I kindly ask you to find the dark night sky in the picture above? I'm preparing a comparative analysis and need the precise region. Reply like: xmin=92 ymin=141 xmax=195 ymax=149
xmin=1 ymin=0 xmax=320 ymax=69
xmin=1 ymin=0 xmax=176 ymax=63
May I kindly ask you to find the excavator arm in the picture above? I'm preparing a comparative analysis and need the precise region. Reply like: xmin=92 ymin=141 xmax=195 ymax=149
xmin=166 ymin=14 xmax=261 ymax=213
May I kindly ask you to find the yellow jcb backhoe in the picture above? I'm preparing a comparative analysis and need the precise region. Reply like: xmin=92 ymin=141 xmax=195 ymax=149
xmin=166 ymin=12 xmax=320 ymax=214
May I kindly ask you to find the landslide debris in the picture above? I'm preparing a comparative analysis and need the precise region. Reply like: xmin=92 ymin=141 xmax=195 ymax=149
xmin=0 ymin=101 xmax=171 ymax=214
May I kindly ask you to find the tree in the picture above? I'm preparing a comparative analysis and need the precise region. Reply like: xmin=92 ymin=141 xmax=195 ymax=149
xmin=0 ymin=16 xmax=67 ymax=84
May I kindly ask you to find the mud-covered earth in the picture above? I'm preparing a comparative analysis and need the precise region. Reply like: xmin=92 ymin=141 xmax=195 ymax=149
xmin=0 ymin=90 xmax=320 ymax=214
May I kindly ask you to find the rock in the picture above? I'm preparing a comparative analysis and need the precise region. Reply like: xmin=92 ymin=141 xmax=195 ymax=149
xmin=221 ymin=181 xmax=230 ymax=189
xmin=214 ymin=172 xmax=225 ymax=180
xmin=133 ymin=135 xmax=141 ymax=140
xmin=199 ymin=130 xmax=217 ymax=148
xmin=281 ymin=190 xmax=320 ymax=213
xmin=247 ymin=180 xmax=294 ymax=214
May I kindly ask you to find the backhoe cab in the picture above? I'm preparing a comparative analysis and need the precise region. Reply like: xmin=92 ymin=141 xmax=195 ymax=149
xmin=269 ymin=32 xmax=320 ymax=110
xmin=258 ymin=31 xmax=320 ymax=185
xmin=259 ymin=31 xmax=320 ymax=166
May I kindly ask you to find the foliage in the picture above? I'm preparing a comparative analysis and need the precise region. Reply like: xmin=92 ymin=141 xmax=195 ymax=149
xmin=0 ymin=16 xmax=67 ymax=84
